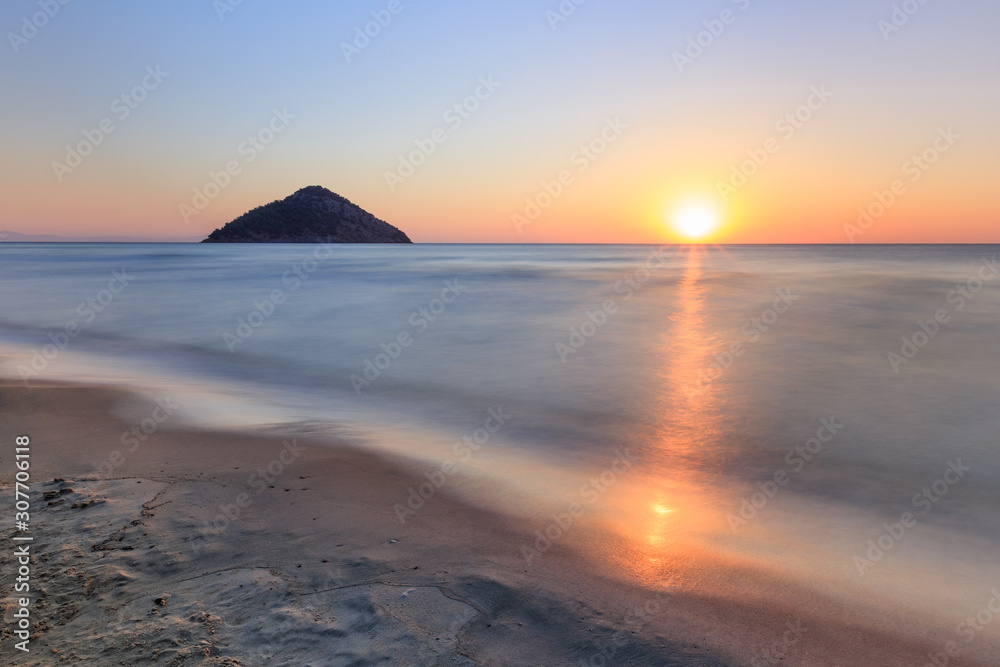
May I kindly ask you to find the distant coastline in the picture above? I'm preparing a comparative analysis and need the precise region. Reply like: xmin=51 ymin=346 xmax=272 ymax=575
xmin=0 ymin=231 xmax=206 ymax=243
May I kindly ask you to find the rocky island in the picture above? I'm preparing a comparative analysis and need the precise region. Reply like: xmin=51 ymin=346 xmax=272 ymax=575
xmin=201 ymin=186 xmax=411 ymax=243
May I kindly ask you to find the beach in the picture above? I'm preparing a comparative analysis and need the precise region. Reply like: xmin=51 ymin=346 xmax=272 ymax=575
xmin=3 ymin=380 xmax=995 ymax=666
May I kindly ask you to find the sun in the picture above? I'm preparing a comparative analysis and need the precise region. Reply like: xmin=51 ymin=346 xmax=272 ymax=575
xmin=670 ymin=201 xmax=722 ymax=241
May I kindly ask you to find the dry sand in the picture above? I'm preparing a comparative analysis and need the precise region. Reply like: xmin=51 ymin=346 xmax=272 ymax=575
xmin=0 ymin=383 xmax=984 ymax=665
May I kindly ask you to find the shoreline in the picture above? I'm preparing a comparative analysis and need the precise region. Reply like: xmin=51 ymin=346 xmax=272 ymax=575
xmin=0 ymin=381 xmax=985 ymax=665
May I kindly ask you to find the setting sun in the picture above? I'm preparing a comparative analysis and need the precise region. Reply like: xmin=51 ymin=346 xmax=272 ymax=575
xmin=670 ymin=201 xmax=722 ymax=241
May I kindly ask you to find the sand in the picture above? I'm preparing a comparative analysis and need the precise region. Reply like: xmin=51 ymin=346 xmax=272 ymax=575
xmin=0 ymin=382 xmax=988 ymax=666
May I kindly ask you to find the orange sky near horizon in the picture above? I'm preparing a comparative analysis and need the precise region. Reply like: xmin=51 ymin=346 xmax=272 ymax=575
xmin=5 ymin=129 xmax=995 ymax=244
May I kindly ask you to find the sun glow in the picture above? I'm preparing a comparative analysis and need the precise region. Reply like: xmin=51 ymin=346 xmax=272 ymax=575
xmin=670 ymin=201 xmax=722 ymax=241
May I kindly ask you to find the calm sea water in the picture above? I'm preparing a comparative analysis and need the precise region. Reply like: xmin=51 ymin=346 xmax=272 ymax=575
xmin=2 ymin=243 xmax=998 ymax=635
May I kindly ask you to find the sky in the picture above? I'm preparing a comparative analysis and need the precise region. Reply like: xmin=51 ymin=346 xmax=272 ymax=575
xmin=1 ymin=0 xmax=998 ymax=243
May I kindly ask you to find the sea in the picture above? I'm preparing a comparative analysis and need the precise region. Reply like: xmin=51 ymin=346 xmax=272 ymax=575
xmin=2 ymin=243 xmax=998 ymax=645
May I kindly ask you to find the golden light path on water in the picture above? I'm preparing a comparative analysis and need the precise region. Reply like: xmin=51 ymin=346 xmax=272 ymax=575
xmin=603 ymin=245 xmax=736 ymax=591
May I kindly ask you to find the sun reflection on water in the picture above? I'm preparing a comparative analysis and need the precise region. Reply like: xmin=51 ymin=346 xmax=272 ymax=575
xmin=605 ymin=246 xmax=734 ymax=590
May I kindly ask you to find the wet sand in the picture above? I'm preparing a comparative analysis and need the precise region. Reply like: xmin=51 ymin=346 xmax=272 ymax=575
xmin=0 ymin=382 xmax=983 ymax=666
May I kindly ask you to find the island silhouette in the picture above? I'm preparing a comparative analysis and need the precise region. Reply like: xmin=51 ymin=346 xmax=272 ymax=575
xmin=202 ymin=186 xmax=411 ymax=243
